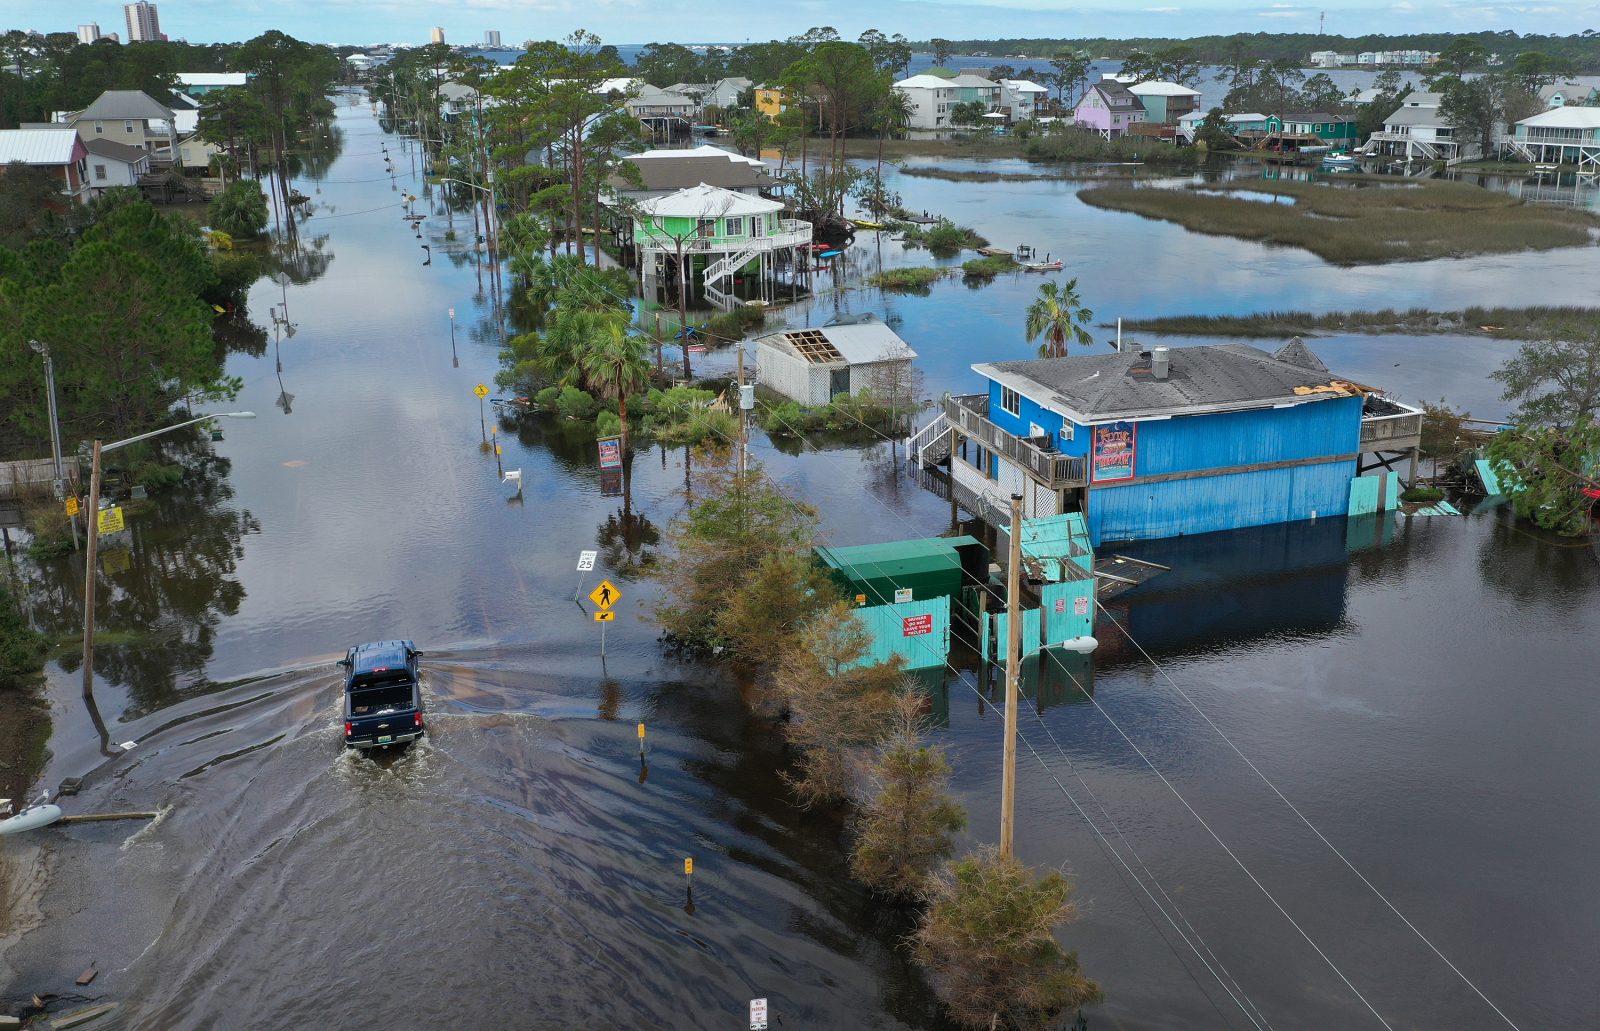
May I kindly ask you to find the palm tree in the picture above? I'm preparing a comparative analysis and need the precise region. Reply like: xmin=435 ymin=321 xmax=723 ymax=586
xmin=1024 ymin=278 xmax=1094 ymax=359
xmin=580 ymin=325 xmax=651 ymax=452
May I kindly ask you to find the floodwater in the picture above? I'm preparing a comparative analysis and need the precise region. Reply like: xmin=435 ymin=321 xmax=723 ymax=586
xmin=4 ymin=97 xmax=1599 ymax=1029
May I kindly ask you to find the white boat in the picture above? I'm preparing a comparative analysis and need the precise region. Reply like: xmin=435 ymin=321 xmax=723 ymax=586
xmin=1321 ymin=152 xmax=1356 ymax=169
xmin=0 ymin=801 xmax=63 ymax=835
xmin=1022 ymin=260 xmax=1063 ymax=272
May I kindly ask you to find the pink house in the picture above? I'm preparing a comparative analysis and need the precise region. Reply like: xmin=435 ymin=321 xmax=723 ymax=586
xmin=1071 ymin=81 xmax=1147 ymax=139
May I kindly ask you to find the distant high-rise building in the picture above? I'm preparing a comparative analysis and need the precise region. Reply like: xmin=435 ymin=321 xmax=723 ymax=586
xmin=124 ymin=1 xmax=160 ymax=42
xmin=484 ymin=30 xmax=501 ymax=47
xmin=77 ymin=22 xmax=103 ymax=44
xmin=430 ymin=26 xmax=445 ymax=44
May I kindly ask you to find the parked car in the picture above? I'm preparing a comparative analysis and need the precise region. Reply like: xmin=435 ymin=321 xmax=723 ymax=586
xmin=338 ymin=640 xmax=424 ymax=749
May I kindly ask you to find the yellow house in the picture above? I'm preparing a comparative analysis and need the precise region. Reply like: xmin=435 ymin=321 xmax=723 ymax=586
xmin=755 ymin=85 xmax=785 ymax=121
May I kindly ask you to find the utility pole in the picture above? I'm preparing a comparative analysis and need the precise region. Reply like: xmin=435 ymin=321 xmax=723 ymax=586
xmin=80 ymin=441 xmax=102 ymax=700
xmin=1000 ymin=492 xmax=1023 ymax=861
xmin=28 ymin=340 xmax=77 ymax=549
xmin=735 ymin=345 xmax=748 ymax=476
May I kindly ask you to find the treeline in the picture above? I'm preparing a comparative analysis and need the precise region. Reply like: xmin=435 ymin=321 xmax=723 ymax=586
xmin=0 ymin=33 xmax=233 ymax=127
xmin=628 ymin=29 xmax=915 ymax=86
xmin=905 ymin=32 xmax=1600 ymax=72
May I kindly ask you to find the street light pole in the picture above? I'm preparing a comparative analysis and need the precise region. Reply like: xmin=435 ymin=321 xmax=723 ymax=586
xmin=80 ymin=412 xmax=255 ymax=699
xmin=28 ymin=340 xmax=77 ymax=549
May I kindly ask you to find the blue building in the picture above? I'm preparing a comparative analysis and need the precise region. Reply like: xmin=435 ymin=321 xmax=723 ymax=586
xmin=909 ymin=340 xmax=1424 ymax=545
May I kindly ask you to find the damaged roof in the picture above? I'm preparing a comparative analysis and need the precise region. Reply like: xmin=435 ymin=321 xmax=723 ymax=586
xmin=978 ymin=341 xmax=1356 ymax=423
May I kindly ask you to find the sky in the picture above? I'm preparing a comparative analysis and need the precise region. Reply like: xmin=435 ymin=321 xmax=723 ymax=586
xmin=26 ymin=0 xmax=1600 ymax=47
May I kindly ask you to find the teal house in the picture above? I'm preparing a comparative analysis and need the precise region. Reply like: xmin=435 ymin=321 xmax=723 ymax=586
xmin=1265 ymin=113 xmax=1359 ymax=144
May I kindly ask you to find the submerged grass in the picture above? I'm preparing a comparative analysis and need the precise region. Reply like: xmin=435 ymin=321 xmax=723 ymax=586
xmin=1123 ymin=305 xmax=1600 ymax=340
xmin=961 ymin=254 xmax=1019 ymax=279
xmin=868 ymin=267 xmax=947 ymax=292
xmin=1078 ymin=179 xmax=1600 ymax=265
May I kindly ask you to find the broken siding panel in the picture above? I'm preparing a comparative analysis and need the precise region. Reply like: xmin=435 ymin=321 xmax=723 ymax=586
xmin=1040 ymin=580 xmax=1096 ymax=645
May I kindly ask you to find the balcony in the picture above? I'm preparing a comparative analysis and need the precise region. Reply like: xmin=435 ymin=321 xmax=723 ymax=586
xmin=943 ymin=394 xmax=1087 ymax=489
xmin=635 ymin=218 xmax=812 ymax=255
xmin=1360 ymin=400 xmax=1424 ymax=451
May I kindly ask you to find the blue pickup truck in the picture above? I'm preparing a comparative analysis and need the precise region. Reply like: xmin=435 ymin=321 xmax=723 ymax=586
xmin=338 ymin=640 xmax=425 ymax=749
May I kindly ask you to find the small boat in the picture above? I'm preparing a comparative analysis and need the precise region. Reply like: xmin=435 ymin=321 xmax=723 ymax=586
xmin=804 ymin=242 xmax=832 ymax=250
xmin=0 ymin=800 xmax=63 ymax=836
xmin=817 ymin=249 xmax=843 ymax=259
xmin=1321 ymin=152 xmax=1356 ymax=169
xmin=850 ymin=218 xmax=884 ymax=230
xmin=1021 ymin=260 xmax=1063 ymax=272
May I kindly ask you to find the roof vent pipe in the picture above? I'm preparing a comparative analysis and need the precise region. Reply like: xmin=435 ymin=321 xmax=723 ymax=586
xmin=1151 ymin=346 xmax=1170 ymax=381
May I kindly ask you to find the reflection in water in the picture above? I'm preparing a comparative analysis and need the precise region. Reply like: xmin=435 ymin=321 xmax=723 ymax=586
xmin=34 ymin=436 xmax=257 ymax=716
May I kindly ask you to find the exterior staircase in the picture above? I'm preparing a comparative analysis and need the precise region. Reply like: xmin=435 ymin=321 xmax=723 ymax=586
xmin=703 ymin=242 xmax=763 ymax=291
xmin=906 ymin=413 xmax=953 ymax=470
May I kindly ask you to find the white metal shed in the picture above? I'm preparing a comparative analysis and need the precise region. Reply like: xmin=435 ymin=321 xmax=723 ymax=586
xmin=755 ymin=317 xmax=918 ymax=406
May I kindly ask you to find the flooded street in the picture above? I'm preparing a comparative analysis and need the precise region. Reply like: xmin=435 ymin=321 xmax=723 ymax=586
xmin=4 ymin=97 xmax=1599 ymax=1029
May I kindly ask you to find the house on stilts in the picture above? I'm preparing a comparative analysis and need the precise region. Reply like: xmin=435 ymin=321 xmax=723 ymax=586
xmin=907 ymin=337 xmax=1425 ymax=546
xmin=627 ymin=182 xmax=812 ymax=311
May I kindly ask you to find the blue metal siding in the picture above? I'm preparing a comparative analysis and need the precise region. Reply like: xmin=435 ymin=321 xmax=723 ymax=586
xmin=1133 ymin=396 xmax=1361 ymax=476
xmin=986 ymin=378 xmax=1086 ymax=456
xmin=1090 ymin=460 xmax=1353 ymax=544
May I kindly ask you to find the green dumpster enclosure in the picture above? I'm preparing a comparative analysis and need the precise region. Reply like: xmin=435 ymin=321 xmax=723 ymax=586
xmin=814 ymin=536 xmax=984 ymax=608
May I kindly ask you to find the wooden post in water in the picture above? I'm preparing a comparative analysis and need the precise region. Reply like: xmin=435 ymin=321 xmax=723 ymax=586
xmin=1000 ymin=492 xmax=1023 ymax=861
xmin=81 ymin=441 xmax=102 ymax=700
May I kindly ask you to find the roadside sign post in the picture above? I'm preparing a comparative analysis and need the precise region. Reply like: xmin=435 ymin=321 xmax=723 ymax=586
xmin=448 ymin=307 xmax=458 ymax=367
xmin=574 ymin=550 xmax=598 ymax=604
xmin=749 ymin=998 xmax=768 ymax=1031
xmin=589 ymin=579 xmax=621 ymax=659
xmin=474 ymin=383 xmax=489 ymax=441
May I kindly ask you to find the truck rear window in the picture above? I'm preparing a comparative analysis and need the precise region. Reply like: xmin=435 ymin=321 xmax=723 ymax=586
xmin=350 ymin=684 xmax=413 ymax=714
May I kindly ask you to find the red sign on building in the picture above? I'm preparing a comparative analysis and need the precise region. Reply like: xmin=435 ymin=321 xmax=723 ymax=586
xmin=902 ymin=614 xmax=933 ymax=637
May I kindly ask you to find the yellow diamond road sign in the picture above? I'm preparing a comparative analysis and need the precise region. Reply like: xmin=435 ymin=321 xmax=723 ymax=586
xmin=588 ymin=580 xmax=621 ymax=610
xmin=473 ymin=383 xmax=489 ymax=399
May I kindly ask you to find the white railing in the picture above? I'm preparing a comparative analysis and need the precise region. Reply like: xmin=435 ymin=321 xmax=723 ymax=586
xmin=704 ymin=242 xmax=763 ymax=289
xmin=635 ymin=218 xmax=812 ymax=255
xmin=906 ymin=414 xmax=952 ymax=468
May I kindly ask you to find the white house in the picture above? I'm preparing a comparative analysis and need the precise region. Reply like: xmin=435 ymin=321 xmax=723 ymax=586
xmin=755 ymin=316 xmax=918 ymax=406
xmin=998 ymin=79 xmax=1049 ymax=121
xmin=69 ymin=90 xmax=178 ymax=157
xmin=625 ymin=84 xmax=696 ymax=118
xmin=83 ymin=137 xmax=150 ymax=193
xmin=1364 ymin=104 xmax=1480 ymax=162
xmin=893 ymin=74 xmax=958 ymax=129
xmin=1507 ymin=106 xmax=1600 ymax=168
xmin=662 ymin=77 xmax=752 ymax=114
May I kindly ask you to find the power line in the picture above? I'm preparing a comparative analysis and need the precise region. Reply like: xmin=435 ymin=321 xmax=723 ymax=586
xmin=1094 ymin=606 xmax=1523 ymax=1031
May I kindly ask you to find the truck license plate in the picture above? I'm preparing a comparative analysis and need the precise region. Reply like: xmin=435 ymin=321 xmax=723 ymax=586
xmin=377 ymin=735 xmax=393 ymax=744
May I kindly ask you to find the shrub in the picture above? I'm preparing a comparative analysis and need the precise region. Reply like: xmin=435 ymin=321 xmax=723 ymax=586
xmin=534 ymin=386 xmax=560 ymax=411
xmin=208 ymin=180 xmax=269 ymax=239
xmin=557 ymin=386 xmax=597 ymax=420
xmin=595 ymin=410 xmax=623 ymax=437
xmin=1401 ymin=486 xmax=1444 ymax=504
xmin=703 ymin=305 xmax=768 ymax=342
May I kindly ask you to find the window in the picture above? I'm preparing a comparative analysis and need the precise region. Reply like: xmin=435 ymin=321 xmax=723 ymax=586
xmin=969 ymin=443 xmax=995 ymax=479
xmin=124 ymin=120 xmax=134 ymax=133
xmin=1001 ymin=385 xmax=1021 ymax=416
xmin=724 ymin=216 xmax=744 ymax=237
xmin=94 ymin=164 xmax=107 ymax=180
xmin=697 ymin=218 xmax=716 ymax=238
xmin=94 ymin=120 xmax=104 ymax=134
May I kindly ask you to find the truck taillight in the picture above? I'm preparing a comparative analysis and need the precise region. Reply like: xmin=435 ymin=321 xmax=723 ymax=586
xmin=414 ymin=712 xmax=423 ymax=728
xmin=344 ymin=722 xmax=352 ymax=736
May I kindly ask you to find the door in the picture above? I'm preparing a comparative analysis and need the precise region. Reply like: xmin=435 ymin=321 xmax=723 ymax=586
xmin=829 ymin=368 xmax=850 ymax=398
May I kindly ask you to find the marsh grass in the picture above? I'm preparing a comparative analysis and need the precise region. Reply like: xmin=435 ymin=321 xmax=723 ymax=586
xmin=961 ymin=254 xmax=1019 ymax=279
xmin=1079 ymin=179 xmax=1600 ymax=264
xmin=1123 ymin=305 xmax=1600 ymax=339
xmin=868 ymin=267 xmax=947 ymax=292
